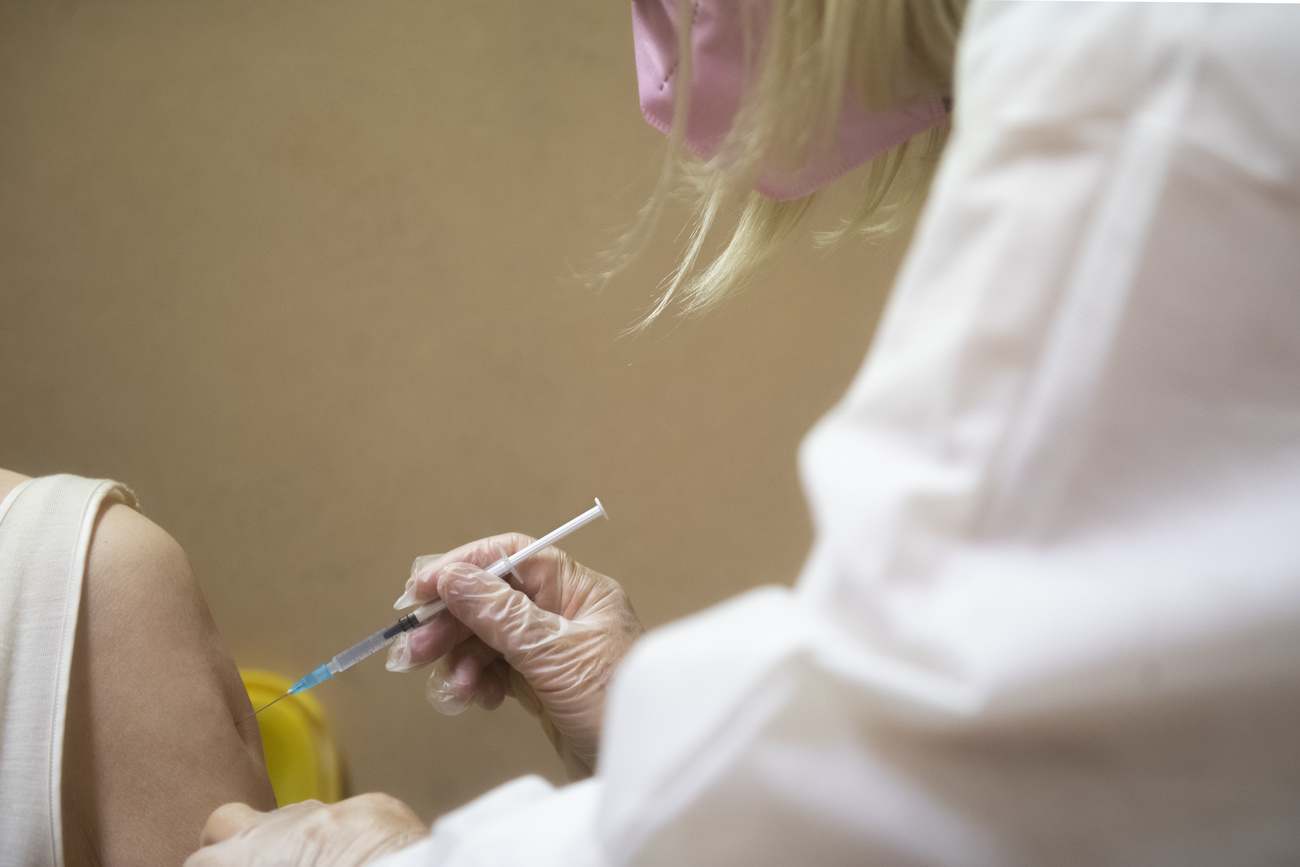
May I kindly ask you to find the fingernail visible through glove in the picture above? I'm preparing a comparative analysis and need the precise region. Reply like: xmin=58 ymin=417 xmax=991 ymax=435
xmin=396 ymin=554 xmax=445 ymax=609
xmin=386 ymin=633 xmax=416 ymax=672
xmin=426 ymin=656 xmax=470 ymax=716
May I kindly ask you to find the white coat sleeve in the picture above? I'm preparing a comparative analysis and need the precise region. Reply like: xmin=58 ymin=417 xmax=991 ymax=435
xmin=376 ymin=2 xmax=1300 ymax=864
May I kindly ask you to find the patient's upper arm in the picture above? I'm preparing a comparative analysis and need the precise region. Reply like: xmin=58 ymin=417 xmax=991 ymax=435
xmin=62 ymin=500 xmax=275 ymax=867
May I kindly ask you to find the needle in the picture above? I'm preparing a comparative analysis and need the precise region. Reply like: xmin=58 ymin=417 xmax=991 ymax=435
xmin=237 ymin=692 xmax=288 ymax=725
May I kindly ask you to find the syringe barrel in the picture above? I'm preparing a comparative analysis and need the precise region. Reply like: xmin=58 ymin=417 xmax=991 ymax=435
xmin=331 ymin=628 xmax=393 ymax=672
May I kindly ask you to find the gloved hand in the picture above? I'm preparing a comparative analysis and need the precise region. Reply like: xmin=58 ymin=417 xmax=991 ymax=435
xmin=387 ymin=533 xmax=642 ymax=779
xmin=184 ymin=795 xmax=427 ymax=867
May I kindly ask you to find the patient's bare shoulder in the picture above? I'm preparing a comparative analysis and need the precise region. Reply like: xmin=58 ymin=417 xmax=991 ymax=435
xmin=85 ymin=489 xmax=195 ymax=610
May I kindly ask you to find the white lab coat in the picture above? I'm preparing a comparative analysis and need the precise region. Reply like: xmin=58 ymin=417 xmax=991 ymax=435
xmin=377 ymin=2 xmax=1300 ymax=864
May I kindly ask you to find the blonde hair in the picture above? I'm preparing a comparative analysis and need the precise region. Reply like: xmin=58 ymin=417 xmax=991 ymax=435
xmin=607 ymin=0 xmax=967 ymax=332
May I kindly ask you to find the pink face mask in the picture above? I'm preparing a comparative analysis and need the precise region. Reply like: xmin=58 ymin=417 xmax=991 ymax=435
xmin=632 ymin=0 xmax=948 ymax=201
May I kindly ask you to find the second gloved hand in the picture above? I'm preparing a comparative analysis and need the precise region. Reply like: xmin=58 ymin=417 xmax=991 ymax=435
xmin=386 ymin=534 xmax=642 ymax=779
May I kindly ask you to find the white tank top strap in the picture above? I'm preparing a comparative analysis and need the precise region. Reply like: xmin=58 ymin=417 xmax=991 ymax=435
xmin=0 ymin=474 xmax=139 ymax=867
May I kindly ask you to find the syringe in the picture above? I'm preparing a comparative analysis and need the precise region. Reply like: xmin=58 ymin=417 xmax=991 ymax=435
xmin=240 ymin=499 xmax=608 ymax=722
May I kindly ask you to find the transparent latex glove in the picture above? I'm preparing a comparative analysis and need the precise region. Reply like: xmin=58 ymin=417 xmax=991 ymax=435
xmin=184 ymin=795 xmax=427 ymax=867
xmin=387 ymin=533 xmax=643 ymax=779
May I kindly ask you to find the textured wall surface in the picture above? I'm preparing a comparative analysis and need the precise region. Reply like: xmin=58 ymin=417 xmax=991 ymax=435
xmin=0 ymin=0 xmax=912 ymax=821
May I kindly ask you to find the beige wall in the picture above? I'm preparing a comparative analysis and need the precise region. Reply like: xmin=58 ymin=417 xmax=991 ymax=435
xmin=0 ymin=1 xmax=911 ymax=819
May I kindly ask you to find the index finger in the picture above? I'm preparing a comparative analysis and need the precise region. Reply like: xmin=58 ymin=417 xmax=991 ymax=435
xmin=410 ymin=533 xmax=564 ymax=603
